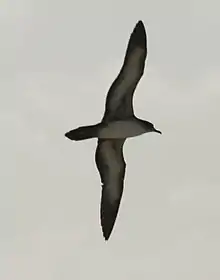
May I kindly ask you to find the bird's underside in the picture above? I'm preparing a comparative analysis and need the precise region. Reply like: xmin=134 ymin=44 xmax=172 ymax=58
xmin=96 ymin=20 xmax=148 ymax=240
xmin=65 ymin=20 xmax=151 ymax=240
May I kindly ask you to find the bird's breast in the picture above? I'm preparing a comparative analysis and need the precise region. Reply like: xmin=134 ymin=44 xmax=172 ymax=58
xmin=98 ymin=120 xmax=146 ymax=139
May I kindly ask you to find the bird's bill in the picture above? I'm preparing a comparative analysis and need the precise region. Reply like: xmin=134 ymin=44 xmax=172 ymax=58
xmin=154 ymin=128 xmax=162 ymax=134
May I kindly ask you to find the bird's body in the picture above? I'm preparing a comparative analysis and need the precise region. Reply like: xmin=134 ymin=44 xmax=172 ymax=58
xmin=65 ymin=20 xmax=162 ymax=240
xmin=98 ymin=119 xmax=147 ymax=139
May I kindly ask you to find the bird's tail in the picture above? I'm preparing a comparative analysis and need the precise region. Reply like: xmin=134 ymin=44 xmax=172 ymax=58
xmin=65 ymin=124 xmax=99 ymax=141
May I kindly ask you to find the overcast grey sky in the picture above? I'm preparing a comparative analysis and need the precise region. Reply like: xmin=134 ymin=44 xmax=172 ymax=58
xmin=1 ymin=0 xmax=220 ymax=279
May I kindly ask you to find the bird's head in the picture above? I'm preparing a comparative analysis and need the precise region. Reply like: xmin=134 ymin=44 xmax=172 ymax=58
xmin=142 ymin=120 xmax=162 ymax=134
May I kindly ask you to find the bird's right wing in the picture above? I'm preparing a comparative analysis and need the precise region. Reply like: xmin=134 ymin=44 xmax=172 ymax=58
xmin=102 ymin=21 xmax=147 ymax=123
xmin=95 ymin=139 xmax=126 ymax=240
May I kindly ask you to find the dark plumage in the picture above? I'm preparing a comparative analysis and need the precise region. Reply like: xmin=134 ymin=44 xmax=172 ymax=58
xmin=65 ymin=20 xmax=161 ymax=240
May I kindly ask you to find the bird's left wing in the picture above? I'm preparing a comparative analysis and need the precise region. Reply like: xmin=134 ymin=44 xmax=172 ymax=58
xmin=95 ymin=139 xmax=126 ymax=240
xmin=102 ymin=21 xmax=147 ymax=122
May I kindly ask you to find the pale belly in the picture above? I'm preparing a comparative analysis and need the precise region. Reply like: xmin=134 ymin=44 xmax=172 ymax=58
xmin=98 ymin=120 xmax=146 ymax=139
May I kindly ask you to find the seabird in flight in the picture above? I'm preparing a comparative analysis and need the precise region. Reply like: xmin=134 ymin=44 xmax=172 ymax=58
xmin=65 ymin=20 xmax=162 ymax=240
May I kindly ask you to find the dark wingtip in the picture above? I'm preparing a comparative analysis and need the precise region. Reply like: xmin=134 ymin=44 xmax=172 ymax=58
xmin=102 ymin=228 xmax=112 ymax=241
xmin=134 ymin=20 xmax=145 ymax=33
xmin=136 ymin=20 xmax=145 ymax=28
xmin=130 ymin=20 xmax=146 ymax=49
xmin=102 ymin=222 xmax=113 ymax=241
xmin=101 ymin=197 xmax=118 ymax=241
xmin=103 ymin=233 xmax=110 ymax=241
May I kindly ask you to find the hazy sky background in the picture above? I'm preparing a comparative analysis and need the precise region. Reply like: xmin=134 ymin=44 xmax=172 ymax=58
xmin=1 ymin=0 xmax=220 ymax=279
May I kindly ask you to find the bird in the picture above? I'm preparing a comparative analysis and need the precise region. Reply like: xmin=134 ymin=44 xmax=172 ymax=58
xmin=65 ymin=20 xmax=162 ymax=240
